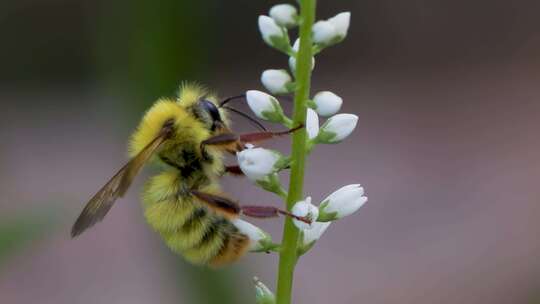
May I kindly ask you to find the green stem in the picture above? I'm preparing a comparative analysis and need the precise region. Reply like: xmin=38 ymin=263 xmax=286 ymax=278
xmin=275 ymin=0 xmax=316 ymax=304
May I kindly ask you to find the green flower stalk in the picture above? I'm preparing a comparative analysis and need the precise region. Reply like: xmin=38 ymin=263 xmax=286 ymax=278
xmin=239 ymin=2 xmax=365 ymax=304
xmin=274 ymin=0 xmax=316 ymax=303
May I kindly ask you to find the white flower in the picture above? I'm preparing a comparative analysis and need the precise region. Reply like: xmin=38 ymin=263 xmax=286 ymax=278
xmin=306 ymin=108 xmax=319 ymax=139
xmin=258 ymin=15 xmax=284 ymax=45
xmin=311 ymin=12 xmax=351 ymax=47
xmin=328 ymin=12 xmax=351 ymax=39
xmin=232 ymin=219 xmax=270 ymax=251
xmin=245 ymin=90 xmax=285 ymax=122
xmin=302 ymin=221 xmax=331 ymax=245
xmin=261 ymin=69 xmax=293 ymax=95
xmin=316 ymin=113 xmax=358 ymax=143
xmin=254 ymin=277 xmax=276 ymax=304
xmin=292 ymin=38 xmax=300 ymax=52
xmin=288 ymin=56 xmax=296 ymax=72
xmin=313 ymin=91 xmax=343 ymax=116
xmin=269 ymin=4 xmax=297 ymax=28
xmin=288 ymin=56 xmax=315 ymax=73
xmin=291 ymin=197 xmax=319 ymax=230
xmin=237 ymin=146 xmax=281 ymax=181
xmin=319 ymin=184 xmax=368 ymax=220
xmin=312 ymin=20 xmax=337 ymax=45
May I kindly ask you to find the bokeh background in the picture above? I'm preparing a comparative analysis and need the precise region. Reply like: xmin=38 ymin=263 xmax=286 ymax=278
xmin=2 ymin=0 xmax=540 ymax=303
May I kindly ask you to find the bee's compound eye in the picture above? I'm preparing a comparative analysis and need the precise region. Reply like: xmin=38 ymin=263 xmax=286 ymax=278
xmin=201 ymin=99 xmax=222 ymax=123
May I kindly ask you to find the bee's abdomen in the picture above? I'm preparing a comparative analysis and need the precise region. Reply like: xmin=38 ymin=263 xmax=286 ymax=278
xmin=142 ymin=172 xmax=249 ymax=266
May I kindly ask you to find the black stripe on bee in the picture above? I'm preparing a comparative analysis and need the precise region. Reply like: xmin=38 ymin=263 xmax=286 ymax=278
xmin=181 ymin=208 xmax=208 ymax=233
xmin=194 ymin=218 xmax=228 ymax=249
xmin=179 ymin=149 xmax=203 ymax=178
xmin=159 ymin=156 xmax=183 ymax=171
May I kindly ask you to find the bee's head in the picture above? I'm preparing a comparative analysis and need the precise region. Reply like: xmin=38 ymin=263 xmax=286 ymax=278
xmin=192 ymin=97 xmax=225 ymax=132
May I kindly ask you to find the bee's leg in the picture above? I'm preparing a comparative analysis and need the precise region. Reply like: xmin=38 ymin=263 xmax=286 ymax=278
xmin=241 ymin=205 xmax=312 ymax=224
xmin=200 ymin=133 xmax=242 ymax=153
xmin=237 ymin=124 xmax=303 ymax=146
xmin=191 ymin=190 xmax=311 ymax=224
xmin=200 ymin=125 xmax=303 ymax=152
xmin=191 ymin=190 xmax=241 ymax=216
xmin=224 ymin=165 xmax=244 ymax=176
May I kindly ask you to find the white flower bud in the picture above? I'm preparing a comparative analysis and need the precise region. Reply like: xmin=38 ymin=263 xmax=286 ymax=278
xmin=316 ymin=113 xmax=358 ymax=143
xmin=302 ymin=221 xmax=331 ymax=245
xmin=254 ymin=277 xmax=276 ymax=304
xmin=258 ymin=15 xmax=291 ymax=53
xmin=237 ymin=146 xmax=281 ymax=181
xmin=288 ymin=56 xmax=296 ymax=72
xmin=232 ymin=219 xmax=271 ymax=251
xmin=245 ymin=90 xmax=285 ymax=122
xmin=261 ymin=69 xmax=293 ymax=95
xmin=269 ymin=4 xmax=297 ymax=28
xmin=319 ymin=184 xmax=368 ymax=220
xmin=313 ymin=91 xmax=343 ymax=116
xmin=311 ymin=12 xmax=351 ymax=49
xmin=328 ymin=12 xmax=351 ymax=39
xmin=292 ymin=38 xmax=300 ymax=52
xmin=312 ymin=20 xmax=337 ymax=45
xmin=291 ymin=197 xmax=319 ymax=230
xmin=288 ymin=56 xmax=315 ymax=73
xmin=258 ymin=15 xmax=283 ymax=44
xmin=306 ymin=108 xmax=319 ymax=139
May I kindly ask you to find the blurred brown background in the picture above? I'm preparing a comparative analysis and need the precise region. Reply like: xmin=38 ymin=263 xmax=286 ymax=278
xmin=1 ymin=0 xmax=540 ymax=303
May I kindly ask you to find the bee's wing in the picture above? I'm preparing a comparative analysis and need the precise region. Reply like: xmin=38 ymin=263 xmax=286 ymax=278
xmin=71 ymin=123 xmax=173 ymax=237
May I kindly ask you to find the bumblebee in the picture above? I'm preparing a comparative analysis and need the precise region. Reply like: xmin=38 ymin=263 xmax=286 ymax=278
xmin=71 ymin=84 xmax=305 ymax=267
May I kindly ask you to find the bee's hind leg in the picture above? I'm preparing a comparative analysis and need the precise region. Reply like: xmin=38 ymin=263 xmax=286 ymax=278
xmin=191 ymin=190 xmax=311 ymax=224
xmin=241 ymin=205 xmax=312 ymax=224
xmin=224 ymin=165 xmax=244 ymax=176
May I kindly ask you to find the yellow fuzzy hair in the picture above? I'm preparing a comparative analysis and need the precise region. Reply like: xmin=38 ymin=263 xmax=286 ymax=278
xmin=128 ymin=83 xmax=228 ymax=158
xmin=127 ymin=83 xmax=250 ymax=266
xmin=176 ymin=82 xmax=214 ymax=106
xmin=176 ymin=82 xmax=231 ymax=127
xmin=143 ymin=171 xmax=249 ymax=265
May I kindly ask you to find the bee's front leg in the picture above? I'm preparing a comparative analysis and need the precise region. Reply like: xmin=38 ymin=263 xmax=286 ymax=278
xmin=200 ymin=124 xmax=304 ymax=153
xmin=237 ymin=124 xmax=303 ymax=145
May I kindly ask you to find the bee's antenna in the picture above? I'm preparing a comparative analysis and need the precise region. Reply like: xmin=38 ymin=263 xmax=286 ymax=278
xmin=219 ymin=94 xmax=267 ymax=131
xmin=222 ymin=106 xmax=267 ymax=132
xmin=219 ymin=94 xmax=246 ymax=107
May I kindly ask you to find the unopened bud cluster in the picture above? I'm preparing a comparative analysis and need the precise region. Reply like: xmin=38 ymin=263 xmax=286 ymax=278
xmin=254 ymin=5 xmax=357 ymax=148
